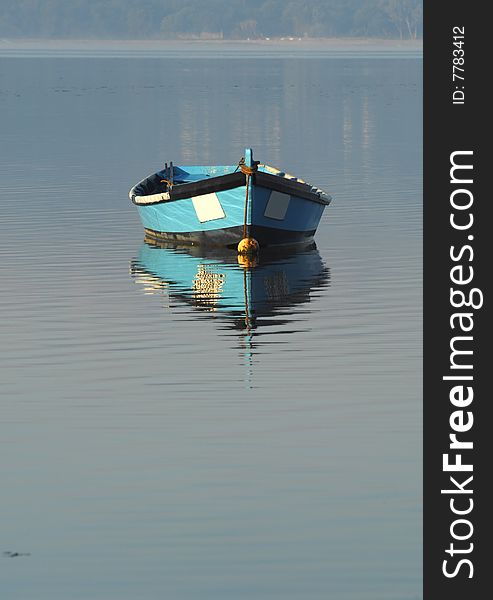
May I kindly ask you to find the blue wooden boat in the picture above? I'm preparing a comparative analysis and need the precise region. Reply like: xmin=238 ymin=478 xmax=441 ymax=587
xmin=129 ymin=148 xmax=331 ymax=248
xmin=130 ymin=241 xmax=329 ymax=331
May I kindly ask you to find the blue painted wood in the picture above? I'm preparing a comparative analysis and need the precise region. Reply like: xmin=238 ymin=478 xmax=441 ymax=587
xmin=137 ymin=187 xmax=324 ymax=235
xmin=245 ymin=148 xmax=253 ymax=168
xmin=251 ymin=186 xmax=325 ymax=232
xmin=131 ymin=149 xmax=329 ymax=245
xmin=137 ymin=186 xmax=247 ymax=233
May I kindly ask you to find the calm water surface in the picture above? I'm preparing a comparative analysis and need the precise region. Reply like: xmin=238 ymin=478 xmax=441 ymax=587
xmin=1 ymin=48 xmax=422 ymax=599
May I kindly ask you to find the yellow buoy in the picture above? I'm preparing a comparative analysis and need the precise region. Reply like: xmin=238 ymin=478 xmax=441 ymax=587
xmin=237 ymin=237 xmax=259 ymax=257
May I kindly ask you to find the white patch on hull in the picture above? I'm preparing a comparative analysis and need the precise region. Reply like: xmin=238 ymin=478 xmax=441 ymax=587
xmin=192 ymin=193 xmax=226 ymax=223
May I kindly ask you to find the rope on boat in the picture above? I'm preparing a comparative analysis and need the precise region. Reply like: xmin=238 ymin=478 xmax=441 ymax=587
xmin=161 ymin=162 xmax=174 ymax=191
xmin=242 ymin=173 xmax=250 ymax=240
xmin=237 ymin=162 xmax=259 ymax=260
xmin=233 ymin=157 xmax=245 ymax=173
xmin=240 ymin=163 xmax=257 ymax=239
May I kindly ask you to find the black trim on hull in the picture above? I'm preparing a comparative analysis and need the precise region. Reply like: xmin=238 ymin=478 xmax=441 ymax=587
xmin=255 ymin=172 xmax=330 ymax=205
xmin=144 ymin=226 xmax=316 ymax=248
xmin=131 ymin=170 xmax=331 ymax=207
xmin=171 ymin=172 xmax=245 ymax=200
xmin=144 ymin=226 xmax=244 ymax=247
xmin=130 ymin=172 xmax=245 ymax=205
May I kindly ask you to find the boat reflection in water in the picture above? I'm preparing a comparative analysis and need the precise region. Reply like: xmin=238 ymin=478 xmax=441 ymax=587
xmin=130 ymin=238 xmax=330 ymax=344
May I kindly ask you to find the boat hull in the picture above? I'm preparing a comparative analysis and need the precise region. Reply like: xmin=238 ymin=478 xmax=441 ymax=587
xmin=135 ymin=180 xmax=327 ymax=248
xmin=130 ymin=155 xmax=330 ymax=248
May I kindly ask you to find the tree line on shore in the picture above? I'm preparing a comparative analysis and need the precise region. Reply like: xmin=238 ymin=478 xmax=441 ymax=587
xmin=0 ymin=0 xmax=422 ymax=40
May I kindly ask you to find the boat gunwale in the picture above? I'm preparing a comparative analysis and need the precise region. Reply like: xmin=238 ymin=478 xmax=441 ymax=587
xmin=130 ymin=170 xmax=331 ymax=207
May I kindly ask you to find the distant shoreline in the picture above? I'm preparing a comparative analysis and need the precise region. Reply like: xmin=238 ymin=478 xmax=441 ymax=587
xmin=1 ymin=37 xmax=422 ymax=50
xmin=0 ymin=38 xmax=422 ymax=59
